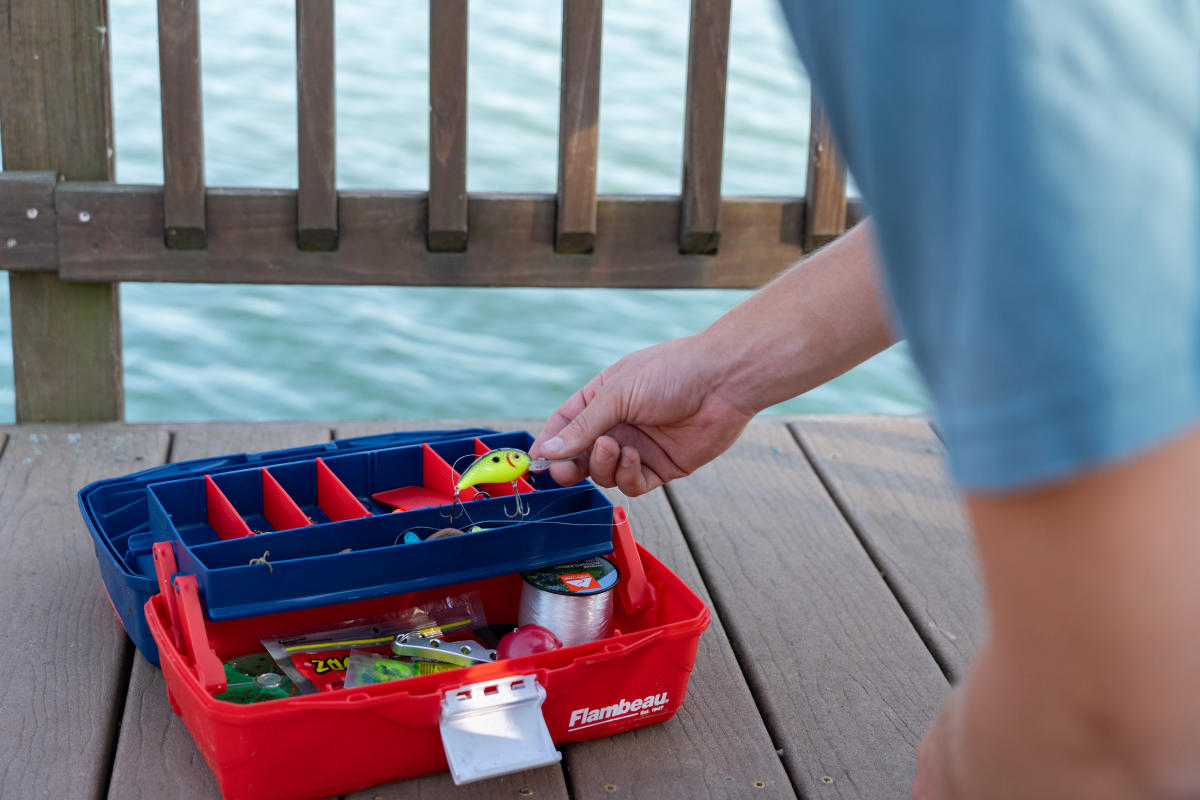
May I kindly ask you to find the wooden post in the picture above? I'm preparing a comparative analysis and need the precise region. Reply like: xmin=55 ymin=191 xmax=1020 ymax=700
xmin=296 ymin=0 xmax=338 ymax=250
xmin=157 ymin=0 xmax=207 ymax=248
xmin=555 ymin=0 xmax=603 ymax=254
xmin=803 ymin=93 xmax=847 ymax=251
xmin=0 ymin=0 xmax=124 ymax=422
xmin=427 ymin=0 xmax=468 ymax=252
xmin=679 ymin=0 xmax=730 ymax=255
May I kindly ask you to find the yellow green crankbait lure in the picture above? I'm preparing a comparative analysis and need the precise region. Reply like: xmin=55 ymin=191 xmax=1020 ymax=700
xmin=456 ymin=448 xmax=532 ymax=492
xmin=449 ymin=448 xmax=533 ymax=519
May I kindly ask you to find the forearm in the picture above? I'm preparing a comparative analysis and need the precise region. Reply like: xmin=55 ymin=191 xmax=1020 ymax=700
xmin=699 ymin=220 xmax=896 ymax=413
xmin=921 ymin=427 xmax=1200 ymax=798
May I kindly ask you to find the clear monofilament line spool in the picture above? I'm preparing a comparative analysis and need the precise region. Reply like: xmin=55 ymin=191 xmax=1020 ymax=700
xmin=518 ymin=557 xmax=619 ymax=647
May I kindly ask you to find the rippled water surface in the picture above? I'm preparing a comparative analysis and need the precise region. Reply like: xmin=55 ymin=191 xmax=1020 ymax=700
xmin=0 ymin=0 xmax=928 ymax=423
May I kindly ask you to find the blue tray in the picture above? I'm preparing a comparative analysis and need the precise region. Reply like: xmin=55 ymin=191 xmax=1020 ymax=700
xmin=80 ymin=429 xmax=612 ymax=663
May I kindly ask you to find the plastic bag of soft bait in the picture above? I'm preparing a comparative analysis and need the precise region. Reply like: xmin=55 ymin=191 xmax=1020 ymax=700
xmin=342 ymin=650 xmax=461 ymax=688
xmin=261 ymin=591 xmax=488 ymax=694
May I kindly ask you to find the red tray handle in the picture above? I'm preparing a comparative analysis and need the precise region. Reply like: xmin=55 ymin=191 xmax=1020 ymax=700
xmin=610 ymin=506 xmax=653 ymax=615
xmin=173 ymin=574 xmax=227 ymax=695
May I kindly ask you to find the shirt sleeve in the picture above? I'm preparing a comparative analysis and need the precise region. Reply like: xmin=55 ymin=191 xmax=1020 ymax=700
xmin=778 ymin=0 xmax=1200 ymax=490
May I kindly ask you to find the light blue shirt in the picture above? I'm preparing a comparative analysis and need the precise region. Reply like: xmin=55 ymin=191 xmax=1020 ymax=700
xmin=778 ymin=1 xmax=1200 ymax=490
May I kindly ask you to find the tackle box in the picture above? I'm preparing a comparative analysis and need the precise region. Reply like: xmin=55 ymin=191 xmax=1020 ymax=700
xmin=80 ymin=429 xmax=710 ymax=797
xmin=79 ymin=428 xmax=608 ymax=662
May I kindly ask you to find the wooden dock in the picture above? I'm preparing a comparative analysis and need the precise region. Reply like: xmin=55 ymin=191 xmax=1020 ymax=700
xmin=0 ymin=414 xmax=982 ymax=800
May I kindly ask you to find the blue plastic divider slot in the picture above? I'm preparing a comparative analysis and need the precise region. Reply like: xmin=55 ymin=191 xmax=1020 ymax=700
xmin=265 ymin=461 xmax=334 ymax=525
xmin=211 ymin=469 xmax=275 ymax=535
xmin=320 ymin=443 xmax=461 ymax=513
xmin=149 ymin=476 xmax=222 ymax=546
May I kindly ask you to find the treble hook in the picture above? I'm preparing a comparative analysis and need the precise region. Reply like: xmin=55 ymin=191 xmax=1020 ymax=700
xmin=504 ymin=481 xmax=531 ymax=518
xmin=441 ymin=491 xmax=462 ymax=521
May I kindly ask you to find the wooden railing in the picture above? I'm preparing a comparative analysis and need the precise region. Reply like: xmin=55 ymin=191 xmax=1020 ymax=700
xmin=0 ymin=0 xmax=854 ymax=423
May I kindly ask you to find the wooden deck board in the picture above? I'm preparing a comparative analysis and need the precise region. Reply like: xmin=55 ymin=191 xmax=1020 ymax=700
xmin=564 ymin=486 xmax=796 ymax=800
xmin=665 ymin=423 xmax=949 ymax=798
xmin=0 ymin=416 xmax=975 ymax=799
xmin=0 ymin=426 xmax=168 ymax=800
xmin=790 ymin=417 xmax=983 ymax=680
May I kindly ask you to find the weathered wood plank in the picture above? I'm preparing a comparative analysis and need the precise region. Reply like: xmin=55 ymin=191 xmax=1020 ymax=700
xmin=555 ymin=0 xmax=603 ymax=254
xmin=157 ymin=0 xmax=207 ymax=249
xmin=567 ymin=486 xmax=797 ymax=799
xmin=296 ymin=0 xmax=338 ymax=251
xmin=55 ymin=184 xmax=864 ymax=288
xmin=107 ymin=423 xmax=333 ymax=800
xmin=665 ymin=422 xmax=947 ymax=798
xmin=0 ymin=0 xmax=115 ymax=179
xmin=346 ymin=764 xmax=569 ymax=800
xmin=9 ymin=273 xmax=125 ymax=422
xmin=803 ymin=95 xmax=847 ymax=250
xmin=427 ymin=0 xmax=469 ymax=253
xmin=0 ymin=171 xmax=58 ymax=272
xmin=0 ymin=0 xmax=124 ymax=423
xmin=790 ymin=417 xmax=983 ymax=681
xmin=679 ymin=0 xmax=731 ymax=255
xmin=0 ymin=426 xmax=169 ymax=799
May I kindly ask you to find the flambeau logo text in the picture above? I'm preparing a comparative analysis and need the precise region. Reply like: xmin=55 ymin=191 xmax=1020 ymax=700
xmin=568 ymin=692 xmax=670 ymax=730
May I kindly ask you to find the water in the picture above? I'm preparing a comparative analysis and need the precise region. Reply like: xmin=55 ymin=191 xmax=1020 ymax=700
xmin=0 ymin=0 xmax=929 ymax=424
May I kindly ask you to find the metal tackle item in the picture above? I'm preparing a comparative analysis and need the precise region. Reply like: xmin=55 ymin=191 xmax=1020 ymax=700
xmin=392 ymin=633 xmax=498 ymax=667
xmin=527 ymin=457 xmax=566 ymax=472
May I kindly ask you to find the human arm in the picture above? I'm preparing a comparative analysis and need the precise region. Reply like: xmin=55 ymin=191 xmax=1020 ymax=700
xmin=914 ymin=425 xmax=1200 ymax=799
xmin=531 ymin=219 xmax=896 ymax=495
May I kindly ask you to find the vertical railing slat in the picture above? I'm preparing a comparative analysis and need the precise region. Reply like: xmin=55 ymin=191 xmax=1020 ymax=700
xmin=296 ymin=0 xmax=338 ymax=250
xmin=804 ymin=93 xmax=847 ymax=250
xmin=1 ymin=0 xmax=124 ymax=422
xmin=157 ymin=0 xmax=207 ymax=249
xmin=428 ymin=0 xmax=469 ymax=252
xmin=555 ymin=0 xmax=603 ymax=254
xmin=679 ymin=0 xmax=730 ymax=255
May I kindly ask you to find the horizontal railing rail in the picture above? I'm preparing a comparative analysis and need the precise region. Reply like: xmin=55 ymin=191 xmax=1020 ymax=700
xmin=2 ymin=177 xmax=863 ymax=288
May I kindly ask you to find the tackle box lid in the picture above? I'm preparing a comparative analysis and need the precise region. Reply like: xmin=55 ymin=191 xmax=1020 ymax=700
xmin=80 ymin=427 xmax=501 ymax=579
xmin=80 ymin=427 xmax=614 ymax=657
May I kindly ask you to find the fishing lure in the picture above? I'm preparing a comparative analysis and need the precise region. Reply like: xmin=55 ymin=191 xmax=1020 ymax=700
xmin=448 ymin=448 xmax=533 ymax=518
xmin=445 ymin=448 xmax=582 ymax=520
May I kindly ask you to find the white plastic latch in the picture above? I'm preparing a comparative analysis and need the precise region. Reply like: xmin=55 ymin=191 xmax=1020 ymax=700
xmin=439 ymin=674 xmax=561 ymax=784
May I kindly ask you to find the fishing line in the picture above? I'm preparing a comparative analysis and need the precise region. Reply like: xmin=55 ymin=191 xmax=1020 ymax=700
xmin=517 ymin=557 xmax=618 ymax=647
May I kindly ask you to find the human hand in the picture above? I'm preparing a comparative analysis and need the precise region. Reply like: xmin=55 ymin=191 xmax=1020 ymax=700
xmin=530 ymin=334 xmax=757 ymax=496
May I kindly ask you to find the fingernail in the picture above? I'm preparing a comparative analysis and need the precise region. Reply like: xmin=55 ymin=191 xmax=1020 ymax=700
xmin=543 ymin=436 xmax=564 ymax=456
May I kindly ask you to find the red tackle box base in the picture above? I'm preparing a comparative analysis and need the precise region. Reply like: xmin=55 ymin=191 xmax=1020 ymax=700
xmin=148 ymin=514 xmax=709 ymax=800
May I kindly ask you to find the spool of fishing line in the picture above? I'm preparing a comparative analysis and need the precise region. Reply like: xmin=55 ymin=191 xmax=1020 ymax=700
xmin=518 ymin=557 xmax=619 ymax=647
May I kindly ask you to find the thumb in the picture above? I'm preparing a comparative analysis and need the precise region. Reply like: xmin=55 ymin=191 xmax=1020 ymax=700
xmin=541 ymin=385 xmax=623 ymax=459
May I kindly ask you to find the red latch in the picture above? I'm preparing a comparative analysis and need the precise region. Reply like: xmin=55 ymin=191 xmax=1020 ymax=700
xmin=151 ymin=541 xmax=184 ymax=653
